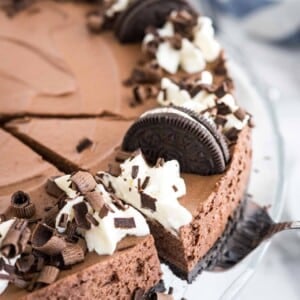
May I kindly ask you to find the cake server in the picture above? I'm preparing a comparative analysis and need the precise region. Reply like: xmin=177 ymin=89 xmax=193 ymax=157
xmin=211 ymin=200 xmax=300 ymax=270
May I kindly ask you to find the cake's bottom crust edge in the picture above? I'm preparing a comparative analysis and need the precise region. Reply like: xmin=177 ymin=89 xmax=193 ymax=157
xmin=160 ymin=198 xmax=245 ymax=283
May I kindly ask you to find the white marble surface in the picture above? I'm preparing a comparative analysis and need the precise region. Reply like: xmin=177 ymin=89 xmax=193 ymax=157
xmin=219 ymin=17 xmax=300 ymax=300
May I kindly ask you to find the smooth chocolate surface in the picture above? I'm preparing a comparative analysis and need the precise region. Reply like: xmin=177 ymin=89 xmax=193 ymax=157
xmin=6 ymin=117 xmax=133 ymax=173
xmin=0 ymin=1 xmax=156 ymax=120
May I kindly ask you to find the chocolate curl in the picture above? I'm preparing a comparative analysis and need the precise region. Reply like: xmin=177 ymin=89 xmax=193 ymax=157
xmin=11 ymin=191 xmax=36 ymax=219
xmin=31 ymin=223 xmax=66 ymax=256
xmin=62 ymin=243 xmax=85 ymax=266
xmin=73 ymin=202 xmax=91 ymax=230
xmin=85 ymin=191 xmax=105 ymax=212
xmin=65 ymin=220 xmax=78 ymax=242
xmin=16 ymin=254 xmax=35 ymax=273
xmin=37 ymin=265 xmax=59 ymax=285
xmin=1 ymin=219 xmax=30 ymax=258
xmin=71 ymin=171 xmax=97 ymax=194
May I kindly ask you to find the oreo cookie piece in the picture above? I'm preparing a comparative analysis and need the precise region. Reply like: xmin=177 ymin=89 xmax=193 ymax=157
xmin=115 ymin=0 xmax=196 ymax=43
xmin=122 ymin=106 xmax=230 ymax=175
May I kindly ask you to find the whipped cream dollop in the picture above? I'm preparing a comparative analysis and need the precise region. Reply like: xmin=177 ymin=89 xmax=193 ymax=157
xmin=55 ymin=175 xmax=149 ymax=256
xmin=143 ymin=12 xmax=221 ymax=74
xmin=157 ymin=77 xmax=250 ymax=135
xmin=98 ymin=153 xmax=192 ymax=235
xmin=0 ymin=219 xmax=20 ymax=295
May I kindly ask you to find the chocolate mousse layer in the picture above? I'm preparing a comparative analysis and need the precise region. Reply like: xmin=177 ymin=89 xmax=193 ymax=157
xmin=148 ymin=126 xmax=252 ymax=281
xmin=1 ymin=235 xmax=161 ymax=300
xmin=6 ymin=117 xmax=133 ymax=174
xmin=0 ymin=1 xmax=156 ymax=121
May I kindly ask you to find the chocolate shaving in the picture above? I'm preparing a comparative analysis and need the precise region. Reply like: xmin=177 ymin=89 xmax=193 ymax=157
xmin=172 ymin=185 xmax=178 ymax=192
xmin=11 ymin=191 xmax=35 ymax=219
xmin=76 ymin=238 xmax=87 ymax=255
xmin=155 ymin=158 xmax=165 ymax=167
xmin=62 ymin=244 xmax=85 ymax=266
xmin=131 ymin=165 xmax=139 ymax=179
xmin=108 ymin=163 xmax=122 ymax=177
xmin=58 ymin=213 xmax=68 ymax=229
xmin=99 ymin=204 xmax=110 ymax=219
xmin=226 ymin=127 xmax=240 ymax=141
xmin=45 ymin=177 xmax=65 ymax=198
xmin=1 ymin=219 xmax=30 ymax=258
xmin=110 ymin=194 xmax=126 ymax=211
xmin=140 ymin=193 xmax=157 ymax=212
xmin=234 ymin=108 xmax=246 ymax=121
xmin=71 ymin=171 xmax=97 ymax=194
xmin=85 ymin=191 xmax=105 ymax=212
xmin=73 ymin=202 xmax=91 ymax=230
xmin=65 ymin=220 xmax=78 ymax=243
xmin=114 ymin=218 xmax=136 ymax=229
xmin=168 ymin=34 xmax=182 ymax=50
xmin=217 ymin=102 xmax=232 ymax=115
xmin=16 ymin=254 xmax=35 ymax=273
xmin=128 ymin=61 xmax=162 ymax=85
xmin=31 ymin=223 xmax=66 ymax=256
xmin=115 ymin=150 xmax=132 ymax=162
xmin=215 ymin=115 xmax=227 ymax=127
xmin=37 ymin=265 xmax=59 ymax=285
xmin=76 ymin=137 xmax=93 ymax=153
xmin=85 ymin=213 xmax=99 ymax=227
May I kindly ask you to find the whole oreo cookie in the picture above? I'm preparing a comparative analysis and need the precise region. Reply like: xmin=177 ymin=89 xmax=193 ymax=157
xmin=115 ymin=0 xmax=195 ymax=43
xmin=122 ymin=107 xmax=230 ymax=175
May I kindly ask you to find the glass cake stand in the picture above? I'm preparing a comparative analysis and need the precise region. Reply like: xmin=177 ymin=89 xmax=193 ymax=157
xmin=160 ymin=40 xmax=286 ymax=299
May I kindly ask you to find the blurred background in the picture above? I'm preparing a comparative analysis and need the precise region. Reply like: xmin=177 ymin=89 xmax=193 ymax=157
xmin=196 ymin=0 xmax=300 ymax=298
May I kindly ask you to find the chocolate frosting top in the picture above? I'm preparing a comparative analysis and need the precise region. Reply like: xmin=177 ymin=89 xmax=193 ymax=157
xmin=0 ymin=2 xmax=154 ymax=118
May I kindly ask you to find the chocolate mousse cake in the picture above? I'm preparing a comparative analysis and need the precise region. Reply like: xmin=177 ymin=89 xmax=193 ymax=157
xmin=0 ymin=0 xmax=254 ymax=297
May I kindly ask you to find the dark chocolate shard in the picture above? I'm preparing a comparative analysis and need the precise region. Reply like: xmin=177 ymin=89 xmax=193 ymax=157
xmin=114 ymin=217 xmax=136 ymax=229
xmin=45 ymin=177 xmax=65 ymax=198
xmin=131 ymin=165 xmax=139 ymax=179
xmin=76 ymin=137 xmax=93 ymax=153
xmin=85 ymin=213 xmax=99 ymax=227
xmin=71 ymin=171 xmax=97 ymax=194
xmin=115 ymin=0 xmax=196 ymax=43
xmin=73 ymin=202 xmax=91 ymax=230
xmin=141 ymin=176 xmax=150 ymax=190
xmin=140 ymin=192 xmax=157 ymax=212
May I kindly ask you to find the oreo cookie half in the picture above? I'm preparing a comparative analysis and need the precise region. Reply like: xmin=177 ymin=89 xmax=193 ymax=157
xmin=122 ymin=106 xmax=230 ymax=175
xmin=115 ymin=0 xmax=195 ymax=43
